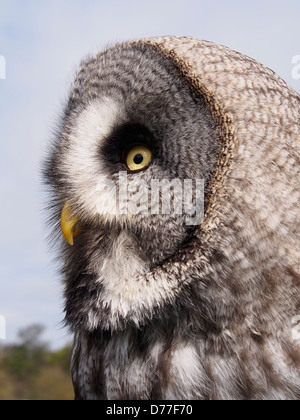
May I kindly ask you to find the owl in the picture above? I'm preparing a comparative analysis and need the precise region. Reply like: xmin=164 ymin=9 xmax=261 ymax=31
xmin=44 ymin=36 xmax=300 ymax=400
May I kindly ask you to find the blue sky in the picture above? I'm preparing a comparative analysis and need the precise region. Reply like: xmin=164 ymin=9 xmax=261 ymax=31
xmin=0 ymin=0 xmax=299 ymax=349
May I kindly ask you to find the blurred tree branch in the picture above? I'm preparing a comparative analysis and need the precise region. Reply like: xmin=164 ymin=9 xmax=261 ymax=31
xmin=0 ymin=324 xmax=73 ymax=400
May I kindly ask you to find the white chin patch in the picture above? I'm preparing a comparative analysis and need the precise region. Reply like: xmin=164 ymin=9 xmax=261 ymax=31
xmin=63 ymin=97 xmax=126 ymax=218
xmin=99 ymin=231 xmax=150 ymax=316
xmin=85 ymin=229 xmax=184 ymax=331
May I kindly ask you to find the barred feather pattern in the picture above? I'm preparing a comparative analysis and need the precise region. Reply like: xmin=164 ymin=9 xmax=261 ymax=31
xmin=44 ymin=36 xmax=300 ymax=400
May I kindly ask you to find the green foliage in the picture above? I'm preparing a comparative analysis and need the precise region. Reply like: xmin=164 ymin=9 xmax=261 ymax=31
xmin=0 ymin=325 xmax=74 ymax=400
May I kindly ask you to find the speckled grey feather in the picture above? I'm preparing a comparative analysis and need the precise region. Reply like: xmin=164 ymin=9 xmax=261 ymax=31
xmin=44 ymin=36 xmax=300 ymax=400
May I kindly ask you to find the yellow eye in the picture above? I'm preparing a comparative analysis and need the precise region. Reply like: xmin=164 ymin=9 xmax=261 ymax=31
xmin=126 ymin=145 xmax=152 ymax=172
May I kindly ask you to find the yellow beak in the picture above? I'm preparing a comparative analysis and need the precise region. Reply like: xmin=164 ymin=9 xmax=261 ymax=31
xmin=60 ymin=204 xmax=82 ymax=246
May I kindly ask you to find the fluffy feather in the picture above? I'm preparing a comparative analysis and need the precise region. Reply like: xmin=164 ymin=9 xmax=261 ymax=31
xmin=44 ymin=36 xmax=300 ymax=400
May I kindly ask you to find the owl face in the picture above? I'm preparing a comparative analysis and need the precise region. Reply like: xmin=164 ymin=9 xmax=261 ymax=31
xmin=45 ymin=43 xmax=218 ymax=331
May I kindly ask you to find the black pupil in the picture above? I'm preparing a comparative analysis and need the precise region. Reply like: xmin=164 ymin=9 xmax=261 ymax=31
xmin=134 ymin=153 xmax=144 ymax=165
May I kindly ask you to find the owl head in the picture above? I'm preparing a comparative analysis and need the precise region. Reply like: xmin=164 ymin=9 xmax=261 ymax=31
xmin=44 ymin=36 xmax=300 ymax=400
xmin=44 ymin=40 xmax=221 ymax=331
xmin=44 ymin=37 xmax=300 ymax=344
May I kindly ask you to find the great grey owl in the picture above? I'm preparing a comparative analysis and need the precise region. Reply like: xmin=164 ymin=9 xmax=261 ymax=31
xmin=44 ymin=36 xmax=300 ymax=400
